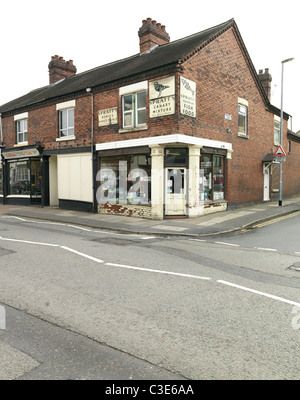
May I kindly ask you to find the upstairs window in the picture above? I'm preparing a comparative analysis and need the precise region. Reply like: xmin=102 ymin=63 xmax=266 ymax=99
xmin=59 ymin=108 xmax=74 ymax=137
xmin=122 ymin=91 xmax=146 ymax=129
xmin=274 ymin=117 xmax=280 ymax=144
xmin=16 ymin=119 xmax=28 ymax=144
xmin=238 ymin=104 xmax=248 ymax=136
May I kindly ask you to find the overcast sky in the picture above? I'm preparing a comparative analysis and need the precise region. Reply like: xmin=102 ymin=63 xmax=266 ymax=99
xmin=0 ymin=0 xmax=299 ymax=131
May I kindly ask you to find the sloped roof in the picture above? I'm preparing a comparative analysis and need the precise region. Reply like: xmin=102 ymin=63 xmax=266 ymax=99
xmin=0 ymin=18 xmax=284 ymax=118
xmin=0 ymin=19 xmax=235 ymax=114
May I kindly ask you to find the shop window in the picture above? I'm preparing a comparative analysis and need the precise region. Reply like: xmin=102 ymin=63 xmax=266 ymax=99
xmin=122 ymin=91 xmax=146 ymax=129
xmin=59 ymin=108 xmax=74 ymax=137
xmin=98 ymin=154 xmax=151 ymax=205
xmin=200 ymin=154 xmax=225 ymax=201
xmin=16 ymin=119 xmax=28 ymax=144
xmin=8 ymin=159 xmax=41 ymax=197
xmin=238 ymin=104 xmax=248 ymax=136
xmin=165 ymin=148 xmax=188 ymax=166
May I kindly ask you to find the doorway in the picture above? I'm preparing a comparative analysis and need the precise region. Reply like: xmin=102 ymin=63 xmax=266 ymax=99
xmin=263 ymin=165 xmax=270 ymax=201
xmin=165 ymin=168 xmax=186 ymax=216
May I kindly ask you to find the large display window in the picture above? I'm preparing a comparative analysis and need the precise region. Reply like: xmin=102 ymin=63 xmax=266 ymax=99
xmin=200 ymin=154 xmax=225 ymax=201
xmin=8 ymin=159 xmax=41 ymax=199
xmin=98 ymin=154 xmax=151 ymax=205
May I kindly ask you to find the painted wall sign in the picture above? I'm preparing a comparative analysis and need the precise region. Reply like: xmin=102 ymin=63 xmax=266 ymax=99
xmin=180 ymin=77 xmax=196 ymax=118
xmin=98 ymin=107 xmax=118 ymax=126
xmin=149 ymin=95 xmax=176 ymax=118
xmin=149 ymin=77 xmax=175 ymax=118
xmin=149 ymin=76 xmax=175 ymax=100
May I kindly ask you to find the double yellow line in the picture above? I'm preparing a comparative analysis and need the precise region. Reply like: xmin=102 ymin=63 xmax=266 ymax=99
xmin=252 ymin=210 xmax=300 ymax=229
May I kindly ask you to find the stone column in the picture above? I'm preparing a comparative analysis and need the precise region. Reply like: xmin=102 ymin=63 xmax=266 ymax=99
xmin=149 ymin=144 xmax=165 ymax=220
xmin=187 ymin=144 xmax=202 ymax=218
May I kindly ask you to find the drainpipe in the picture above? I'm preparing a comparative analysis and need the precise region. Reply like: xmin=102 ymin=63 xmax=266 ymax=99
xmin=0 ymin=113 xmax=3 ymax=144
xmin=86 ymin=88 xmax=96 ymax=212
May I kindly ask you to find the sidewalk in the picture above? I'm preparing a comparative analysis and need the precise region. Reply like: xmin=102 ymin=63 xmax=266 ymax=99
xmin=0 ymin=197 xmax=300 ymax=237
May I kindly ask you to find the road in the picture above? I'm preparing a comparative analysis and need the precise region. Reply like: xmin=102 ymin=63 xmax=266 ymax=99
xmin=1 ymin=213 xmax=300 ymax=380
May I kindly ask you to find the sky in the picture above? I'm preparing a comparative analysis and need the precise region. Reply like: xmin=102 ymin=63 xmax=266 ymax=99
xmin=0 ymin=0 xmax=299 ymax=131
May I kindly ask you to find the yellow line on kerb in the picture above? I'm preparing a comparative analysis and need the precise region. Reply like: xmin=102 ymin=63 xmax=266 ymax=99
xmin=252 ymin=211 xmax=300 ymax=228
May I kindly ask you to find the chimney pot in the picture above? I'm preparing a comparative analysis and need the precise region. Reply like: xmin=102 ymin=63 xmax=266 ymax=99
xmin=138 ymin=18 xmax=170 ymax=53
xmin=49 ymin=55 xmax=77 ymax=84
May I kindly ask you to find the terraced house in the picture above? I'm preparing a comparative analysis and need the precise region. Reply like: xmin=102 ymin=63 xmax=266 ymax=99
xmin=0 ymin=18 xmax=299 ymax=219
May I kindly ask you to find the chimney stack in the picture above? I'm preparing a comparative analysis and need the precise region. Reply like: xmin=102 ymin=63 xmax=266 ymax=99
xmin=48 ymin=55 xmax=77 ymax=84
xmin=138 ymin=18 xmax=170 ymax=54
xmin=258 ymin=68 xmax=272 ymax=101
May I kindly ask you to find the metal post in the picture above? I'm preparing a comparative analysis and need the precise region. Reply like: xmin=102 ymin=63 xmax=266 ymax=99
xmin=279 ymin=58 xmax=294 ymax=206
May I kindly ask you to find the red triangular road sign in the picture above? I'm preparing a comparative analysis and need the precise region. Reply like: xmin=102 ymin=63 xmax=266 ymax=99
xmin=274 ymin=145 xmax=286 ymax=157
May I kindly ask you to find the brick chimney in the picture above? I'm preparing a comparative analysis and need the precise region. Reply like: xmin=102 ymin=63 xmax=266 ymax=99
xmin=258 ymin=68 xmax=272 ymax=101
xmin=48 ymin=55 xmax=77 ymax=84
xmin=138 ymin=18 xmax=170 ymax=53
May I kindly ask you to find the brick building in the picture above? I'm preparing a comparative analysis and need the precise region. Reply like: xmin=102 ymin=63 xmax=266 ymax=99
xmin=0 ymin=18 xmax=299 ymax=219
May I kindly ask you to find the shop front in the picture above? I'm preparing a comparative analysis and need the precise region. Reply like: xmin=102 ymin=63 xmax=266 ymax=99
xmin=96 ymin=134 xmax=232 ymax=219
xmin=1 ymin=145 xmax=49 ymax=206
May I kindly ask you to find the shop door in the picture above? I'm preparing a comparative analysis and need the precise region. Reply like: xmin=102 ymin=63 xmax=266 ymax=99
xmin=30 ymin=160 xmax=42 ymax=204
xmin=165 ymin=168 xmax=186 ymax=216
xmin=263 ymin=165 xmax=270 ymax=201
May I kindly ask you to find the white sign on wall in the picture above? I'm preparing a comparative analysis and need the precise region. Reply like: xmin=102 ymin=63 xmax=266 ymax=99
xmin=149 ymin=76 xmax=175 ymax=118
xmin=180 ymin=77 xmax=196 ymax=118
xmin=98 ymin=107 xmax=118 ymax=126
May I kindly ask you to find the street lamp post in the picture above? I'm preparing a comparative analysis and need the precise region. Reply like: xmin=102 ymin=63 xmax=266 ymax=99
xmin=279 ymin=57 xmax=294 ymax=207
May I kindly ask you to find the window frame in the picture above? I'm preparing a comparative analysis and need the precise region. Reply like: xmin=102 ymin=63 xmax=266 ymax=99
xmin=274 ymin=117 xmax=281 ymax=145
xmin=238 ymin=104 xmax=248 ymax=136
xmin=122 ymin=91 xmax=146 ymax=129
xmin=16 ymin=118 xmax=28 ymax=144
xmin=59 ymin=107 xmax=75 ymax=138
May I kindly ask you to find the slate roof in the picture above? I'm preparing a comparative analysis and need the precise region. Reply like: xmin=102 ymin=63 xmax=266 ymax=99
xmin=0 ymin=19 xmax=235 ymax=114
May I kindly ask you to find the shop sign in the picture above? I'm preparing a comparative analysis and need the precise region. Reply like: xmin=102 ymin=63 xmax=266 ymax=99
xmin=149 ymin=95 xmax=175 ymax=117
xmin=149 ymin=76 xmax=175 ymax=118
xmin=2 ymin=148 xmax=40 ymax=159
xmin=180 ymin=77 xmax=196 ymax=118
xmin=98 ymin=107 xmax=118 ymax=126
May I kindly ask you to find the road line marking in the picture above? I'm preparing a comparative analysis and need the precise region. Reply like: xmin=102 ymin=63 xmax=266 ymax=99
xmin=105 ymin=262 xmax=211 ymax=281
xmin=215 ymin=242 xmax=240 ymax=247
xmin=188 ymin=239 xmax=207 ymax=242
xmin=67 ymin=225 xmax=92 ymax=232
xmin=1 ymin=216 xmax=28 ymax=222
xmin=60 ymin=246 xmax=104 ymax=263
xmin=252 ymin=211 xmax=300 ymax=228
xmin=217 ymin=280 xmax=300 ymax=307
xmin=254 ymin=247 xmax=277 ymax=252
xmin=0 ymin=236 xmax=59 ymax=247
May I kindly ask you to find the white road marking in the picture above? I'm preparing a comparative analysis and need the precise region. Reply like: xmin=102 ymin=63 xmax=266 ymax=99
xmin=0 ymin=236 xmax=59 ymax=247
xmin=105 ymin=262 xmax=211 ymax=280
xmin=217 ymin=280 xmax=300 ymax=307
xmin=254 ymin=247 xmax=277 ymax=252
xmin=67 ymin=225 xmax=92 ymax=232
xmin=214 ymin=242 xmax=240 ymax=247
xmin=60 ymin=246 xmax=104 ymax=263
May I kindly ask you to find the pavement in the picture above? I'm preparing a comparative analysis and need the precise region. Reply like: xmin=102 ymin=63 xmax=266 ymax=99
xmin=0 ymin=196 xmax=300 ymax=237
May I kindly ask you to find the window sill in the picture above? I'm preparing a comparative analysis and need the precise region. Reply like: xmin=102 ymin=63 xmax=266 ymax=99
xmin=119 ymin=125 xmax=148 ymax=134
xmin=238 ymin=133 xmax=249 ymax=139
xmin=56 ymin=136 xmax=76 ymax=142
xmin=14 ymin=142 xmax=28 ymax=147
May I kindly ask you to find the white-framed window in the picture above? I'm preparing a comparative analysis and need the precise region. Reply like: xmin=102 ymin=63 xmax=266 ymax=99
xmin=59 ymin=108 xmax=74 ymax=137
xmin=122 ymin=91 xmax=146 ymax=129
xmin=238 ymin=104 xmax=248 ymax=136
xmin=274 ymin=116 xmax=280 ymax=144
xmin=16 ymin=119 xmax=28 ymax=144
